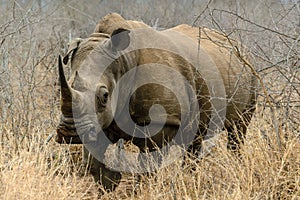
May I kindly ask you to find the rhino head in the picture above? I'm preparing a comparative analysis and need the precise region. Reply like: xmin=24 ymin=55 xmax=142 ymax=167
xmin=56 ymin=29 xmax=130 ymax=145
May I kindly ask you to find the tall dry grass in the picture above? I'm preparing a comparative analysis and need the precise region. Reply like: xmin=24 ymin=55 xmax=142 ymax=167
xmin=0 ymin=110 xmax=299 ymax=199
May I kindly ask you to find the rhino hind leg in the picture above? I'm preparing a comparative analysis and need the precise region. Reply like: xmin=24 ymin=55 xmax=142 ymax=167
xmin=226 ymin=107 xmax=255 ymax=154
xmin=186 ymin=128 xmax=206 ymax=157
xmin=226 ymin=121 xmax=247 ymax=153
xmin=181 ymin=129 xmax=205 ymax=170
xmin=227 ymin=89 xmax=257 ymax=153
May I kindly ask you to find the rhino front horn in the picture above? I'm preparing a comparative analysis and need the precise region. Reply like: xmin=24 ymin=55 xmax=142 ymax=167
xmin=58 ymin=55 xmax=73 ymax=116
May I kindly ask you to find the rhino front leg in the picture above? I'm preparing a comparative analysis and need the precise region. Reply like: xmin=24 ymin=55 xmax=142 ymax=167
xmin=83 ymin=147 xmax=121 ymax=192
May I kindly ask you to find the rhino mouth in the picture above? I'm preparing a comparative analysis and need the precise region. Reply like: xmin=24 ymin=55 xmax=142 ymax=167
xmin=56 ymin=115 xmax=100 ymax=144
xmin=56 ymin=116 xmax=79 ymax=144
xmin=56 ymin=115 xmax=82 ymax=144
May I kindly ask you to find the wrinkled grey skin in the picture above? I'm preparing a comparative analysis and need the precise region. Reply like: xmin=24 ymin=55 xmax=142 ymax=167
xmin=56 ymin=13 xmax=257 ymax=192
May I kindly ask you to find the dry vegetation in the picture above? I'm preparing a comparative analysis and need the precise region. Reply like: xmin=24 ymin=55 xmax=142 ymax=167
xmin=0 ymin=0 xmax=299 ymax=199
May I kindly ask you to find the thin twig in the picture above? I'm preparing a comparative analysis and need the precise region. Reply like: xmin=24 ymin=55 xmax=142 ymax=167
xmin=233 ymin=45 xmax=282 ymax=150
xmin=212 ymin=9 xmax=297 ymax=40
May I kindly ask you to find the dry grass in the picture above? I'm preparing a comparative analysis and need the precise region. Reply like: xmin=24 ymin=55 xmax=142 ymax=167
xmin=0 ymin=109 xmax=299 ymax=200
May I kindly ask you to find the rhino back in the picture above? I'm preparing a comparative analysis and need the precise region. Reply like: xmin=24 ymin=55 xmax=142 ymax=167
xmin=125 ymin=25 xmax=256 ymax=129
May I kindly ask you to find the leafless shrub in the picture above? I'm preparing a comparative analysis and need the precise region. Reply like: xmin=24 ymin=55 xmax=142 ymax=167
xmin=192 ymin=0 xmax=299 ymax=148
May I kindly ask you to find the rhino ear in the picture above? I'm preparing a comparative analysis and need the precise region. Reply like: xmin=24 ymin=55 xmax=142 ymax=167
xmin=63 ymin=38 xmax=83 ymax=65
xmin=111 ymin=28 xmax=130 ymax=51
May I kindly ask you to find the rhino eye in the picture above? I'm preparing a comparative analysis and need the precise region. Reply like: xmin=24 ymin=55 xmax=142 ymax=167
xmin=102 ymin=92 xmax=109 ymax=104
xmin=96 ymin=87 xmax=109 ymax=107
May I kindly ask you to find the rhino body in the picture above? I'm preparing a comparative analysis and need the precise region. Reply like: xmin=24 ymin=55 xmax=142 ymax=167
xmin=56 ymin=13 xmax=257 ymax=191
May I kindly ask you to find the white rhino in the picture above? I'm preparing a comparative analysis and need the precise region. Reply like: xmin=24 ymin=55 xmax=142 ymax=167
xmin=56 ymin=13 xmax=257 ymax=191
